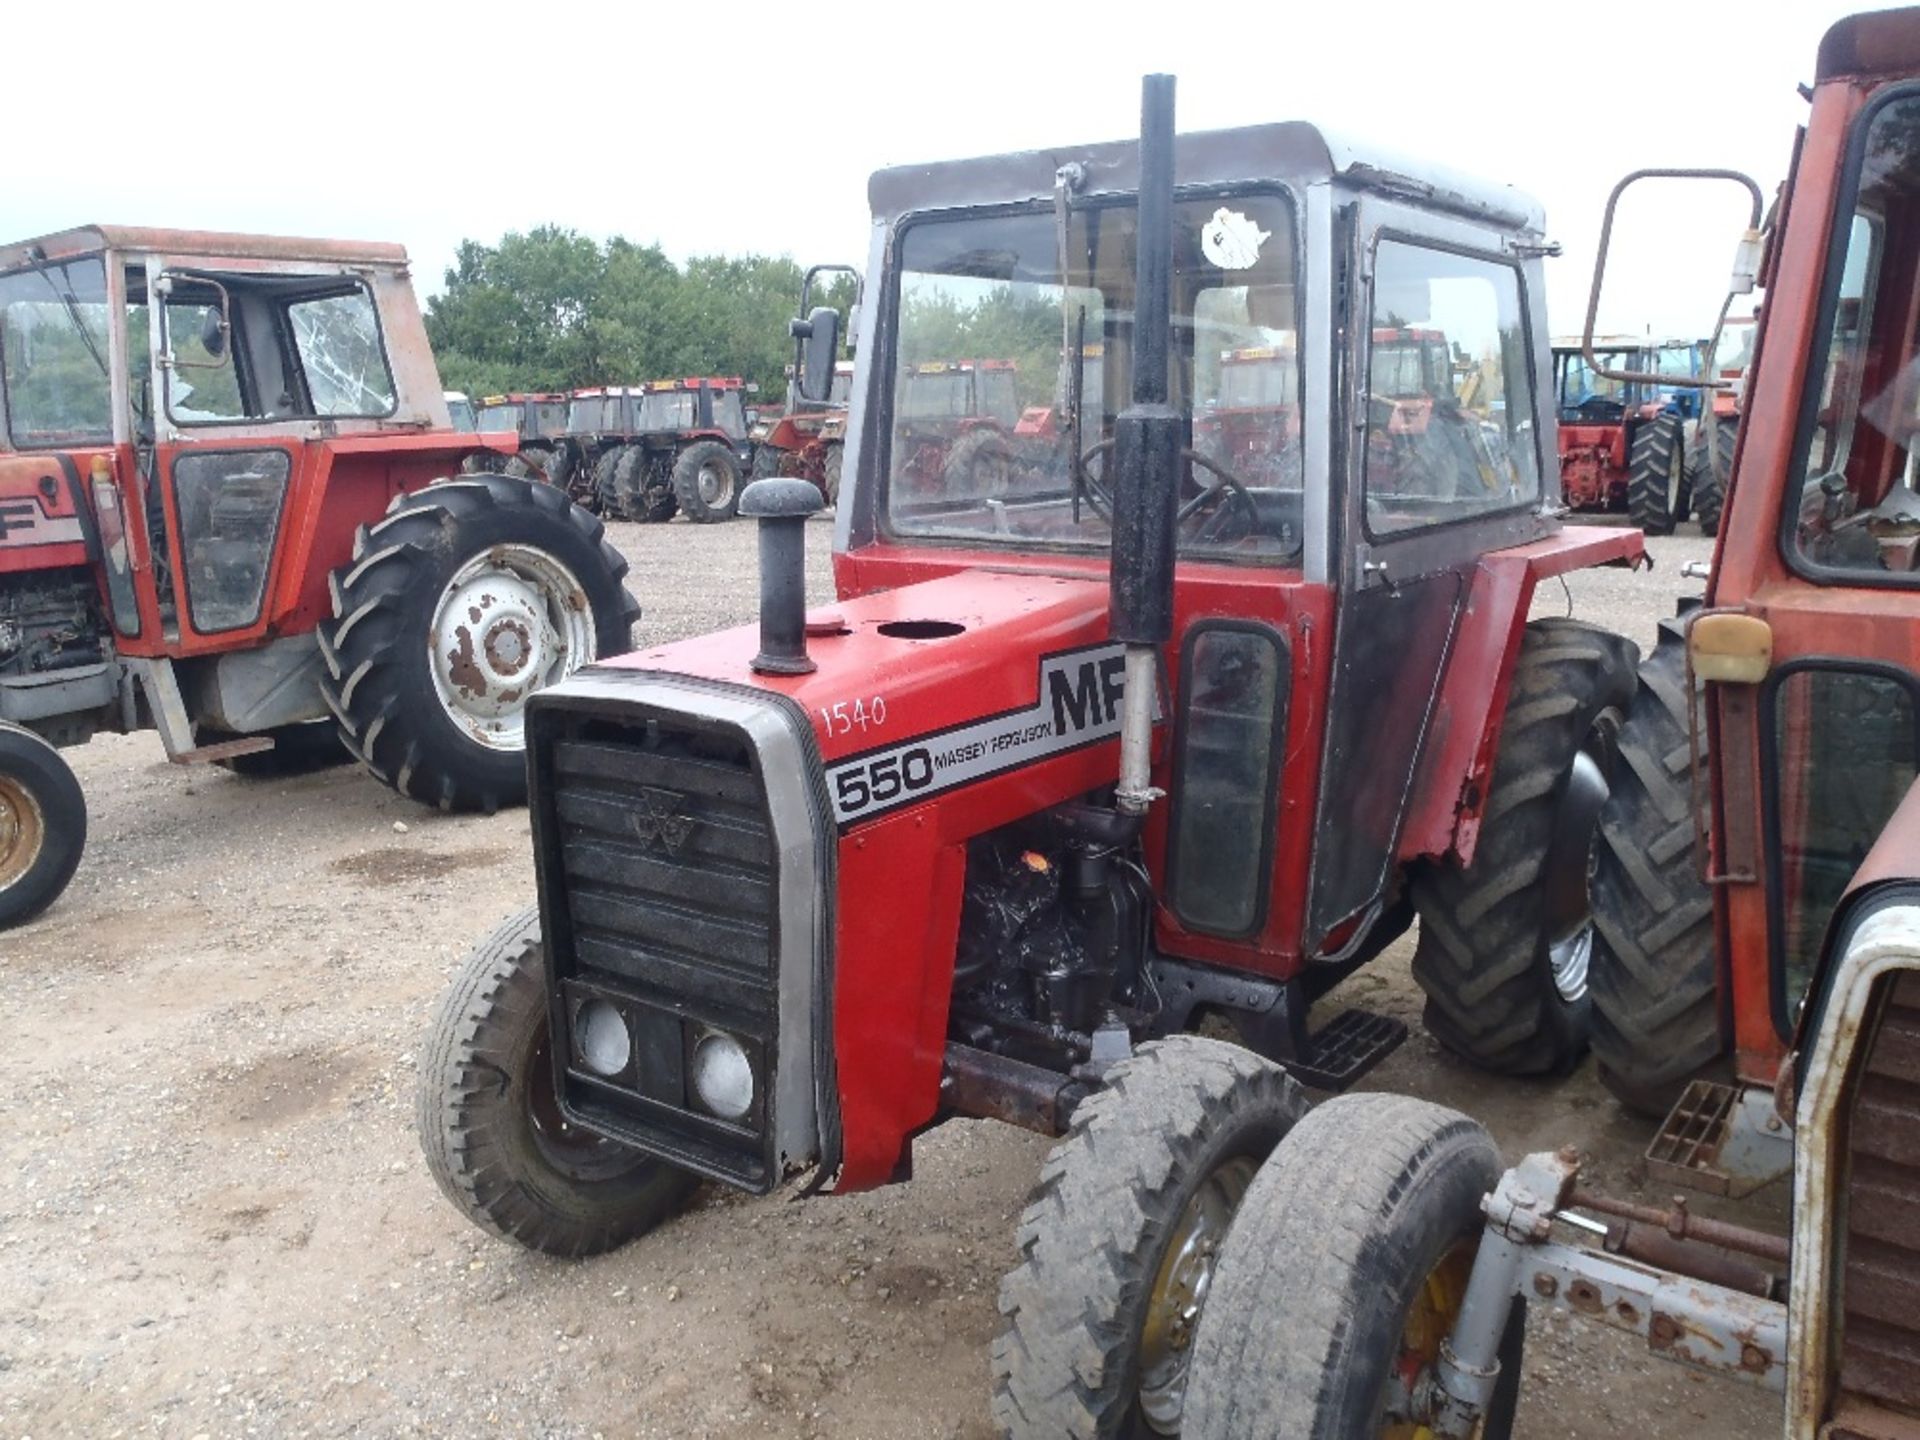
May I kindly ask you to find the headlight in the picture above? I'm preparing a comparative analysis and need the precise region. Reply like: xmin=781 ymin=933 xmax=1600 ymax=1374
xmin=690 ymin=1031 xmax=754 ymax=1120
xmin=574 ymin=998 xmax=632 ymax=1077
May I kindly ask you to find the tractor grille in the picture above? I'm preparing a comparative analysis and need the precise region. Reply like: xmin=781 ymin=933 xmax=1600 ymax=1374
xmin=534 ymin=702 xmax=784 ymax=1191
xmin=1839 ymin=970 xmax=1920 ymax=1415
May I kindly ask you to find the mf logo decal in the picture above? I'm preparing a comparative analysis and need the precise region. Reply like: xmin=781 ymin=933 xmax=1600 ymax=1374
xmin=0 ymin=494 xmax=84 ymax=549
xmin=628 ymin=788 xmax=696 ymax=855
xmin=825 ymin=643 xmax=1156 ymax=826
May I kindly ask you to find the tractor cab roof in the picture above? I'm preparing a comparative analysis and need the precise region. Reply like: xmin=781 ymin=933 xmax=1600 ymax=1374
xmin=869 ymin=120 xmax=1543 ymax=235
xmin=1817 ymin=5 xmax=1920 ymax=81
xmin=0 ymin=224 xmax=410 ymax=274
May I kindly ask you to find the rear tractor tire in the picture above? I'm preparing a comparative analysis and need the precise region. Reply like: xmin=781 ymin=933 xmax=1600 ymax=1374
xmin=672 ymin=440 xmax=743 ymax=523
xmin=1589 ymin=617 xmax=1729 ymax=1116
xmin=943 ymin=426 xmax=1013 ymax=498
xmin=418 ymin=907 xmax=700 ymax=1257
xmin=1687 ymin=416 xmax=1737 ymax=536
xmin=0 ymin=721 xmax=86 ymax=930
xmin=1627 ymin=412 xmax=1688 ymax=535
xmin=317 ymin=474 xmax=640 ymax=814
xmin=1410 ymin=617 xmax=1638 ymax=1075
xmin=502 ymin=444 xmax=554 ymax=487
xmin=1183 ymin=1094 xmax=1522 ymax=1440
xmin=823 ymin=441 xmax=845 ymax=506
xmin=993 ymin=1037 xmax=1308 ymax=1438
xmin=612 ymin=446 xmax=677 ymax=523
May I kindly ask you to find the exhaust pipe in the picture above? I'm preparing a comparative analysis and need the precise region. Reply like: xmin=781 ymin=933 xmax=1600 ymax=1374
xmin=740 ymin=477 xmax=824 ymax=675
xmin=1110 ymin=74 xmax=1180 ymax=816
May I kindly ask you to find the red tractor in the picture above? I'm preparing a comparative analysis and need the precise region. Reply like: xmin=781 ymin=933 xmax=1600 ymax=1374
xmin=468 ymin=391 xmax=570 ymax=485
xmin=417 ymin=81 xmax=1645 ymax=1436
xmin=750 ymin=263 xmax=860 ymax=504
xmin=595 ymin=376 xmax=756 ymax=523
xmin=0 ymin=227 xmax=637 ymax=930
xmin=1553 ymin=337 xmax=1696 ymax=534
xmin=893 ymin=358 xmax=1024 ymax=498
xmin=1182 ymin=12 xmax=1920 ymax=1437
xmin=1194 ymin=343 xmax=1301 ymax=488
xmin=547 ymin=385 xmax=647 ymax=509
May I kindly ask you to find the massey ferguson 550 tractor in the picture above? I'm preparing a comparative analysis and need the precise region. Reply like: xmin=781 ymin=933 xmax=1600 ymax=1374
xmin=0 ymin=227 xmax=638 ymax=930
xmin=419 ymin=79 xmax=1646 ymax=1435
xmin=1184 ymin=11 xmax=1920 ymax=1438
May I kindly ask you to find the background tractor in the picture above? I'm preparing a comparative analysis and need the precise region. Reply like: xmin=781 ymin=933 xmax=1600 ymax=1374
xmin=416 ymin=78 xmax=1647 ymax=1437
xmin=466 ymin=390 xmax=569 ymax=486
xmin=0 ymin=227 xmax=638 ymax=930
xmin=750 ymin=264 xmax=861 ymax=504
xmin=1553 ymin=336 xmax=1696 ymax=533
xmin=547 ymin=385 xmax=647 ymax=509
xmin=1182 ymin=13 xmax=1920 ymax=1437
xmin=595 ymin=376 xmax=756 ymax=523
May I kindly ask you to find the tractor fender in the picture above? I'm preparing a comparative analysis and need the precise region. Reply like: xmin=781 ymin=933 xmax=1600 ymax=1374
xmin=1398 ymin=525 xmax=1646 ymax=870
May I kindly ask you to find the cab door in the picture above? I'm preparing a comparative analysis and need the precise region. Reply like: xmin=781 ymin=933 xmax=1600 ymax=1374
xmin=1304 ymin=198 xmax=1556 ymax=953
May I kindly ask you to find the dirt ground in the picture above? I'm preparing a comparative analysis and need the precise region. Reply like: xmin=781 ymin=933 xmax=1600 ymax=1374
xmin=0 ymin=518 xmax=1783 ymax=1440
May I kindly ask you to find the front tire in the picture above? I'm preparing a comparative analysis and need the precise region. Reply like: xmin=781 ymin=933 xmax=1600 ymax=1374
xmin=417 ymin=907 xmax=699 ymax=1257
xmin=1589 ymin=618 xmax=1728 ymax=1115
xmin=992 ymin=1037 xmax=1307 ymax=1438
xmin=1410 ymin=618 xmax=1638 ymax=1074
xmin=0 ymin=722 xmax=85 ymax=930
xmin=317 ymin=475 xmax=640 ymax=814
xmin=1627 ymin=413 xmax=1688 ymax=535
xmin=1184 ymin=1095 xmax=1520 ymax=1440
xmin=672 ymin=440 xmax=742 ymax=523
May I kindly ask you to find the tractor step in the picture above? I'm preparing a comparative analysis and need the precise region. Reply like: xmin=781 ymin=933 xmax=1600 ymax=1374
xmin=170 ymin=736 xmax=274 ymax=765
xmin=1282 ymin=1008 xmax=1407 ymax=1091
xmin=1645 ymin=1079 xmax=1793 ymax=1199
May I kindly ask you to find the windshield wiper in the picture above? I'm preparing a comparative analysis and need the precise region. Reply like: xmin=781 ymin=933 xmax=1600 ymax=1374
xmin=36 ymin=263 xmax=111 ymax=382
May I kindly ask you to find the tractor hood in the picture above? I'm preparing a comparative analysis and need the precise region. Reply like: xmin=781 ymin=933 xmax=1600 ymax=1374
xmin=570 ymin=569 xmax=1126 ymax=827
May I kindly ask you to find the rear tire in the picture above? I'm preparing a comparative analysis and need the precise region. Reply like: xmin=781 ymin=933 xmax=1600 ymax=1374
xmin=672 ymin=440 xmax=742 ymax=523
xmin=1184 ymin=1095 xmax=1520 ymax=1440
xmin=992 ymin=1037 xmax=1308 ymax=1439
xmin=502 ymin=444 xmax=553 ymax=486
xmin=542 ymin=442 xmax=579 ymax=500
xmin=1410 ymin=618 xmax=1638 ymax=1075
xmin=417 ymin=907 xmax=699 ymax=1257
xmin=1687 ymin=417 xmax=1737 ymax=536
xmin=944 ymin=426 xmax=1013 ymax=497
xmin=750 ymin=444 xmax=781 ymax=481
xmin=1590 ymin=618 xmax=1729 ymax=1115
xmin=593 ymin=446 xmax=629 ymax=518
xmin=1627 ymin=413 xmax=1688 ymax=535
xmin=317 ymin=475 xmax=640 ymax=814
xmin=0 ymin=721 xmax=85 ymax=930
xmin=613 ymin=447 xmax=677 ymax=523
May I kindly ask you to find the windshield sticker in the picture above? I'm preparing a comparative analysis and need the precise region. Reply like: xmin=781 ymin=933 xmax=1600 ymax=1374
xmin=1202 ymin=208 xmax=1270 ymax=270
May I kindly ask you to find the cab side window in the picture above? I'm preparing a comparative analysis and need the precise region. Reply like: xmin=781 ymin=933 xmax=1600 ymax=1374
xmin=1363 ymin=240 xmax=1539 ymax=536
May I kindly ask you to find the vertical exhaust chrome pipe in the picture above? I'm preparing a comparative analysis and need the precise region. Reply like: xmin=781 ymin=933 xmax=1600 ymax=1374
xmin=1109 ymin=74 xmax=1180 ymax=815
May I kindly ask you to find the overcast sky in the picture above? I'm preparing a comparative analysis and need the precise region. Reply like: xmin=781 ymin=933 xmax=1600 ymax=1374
xmin=3 ymin=0 xmax=1872 ymax=342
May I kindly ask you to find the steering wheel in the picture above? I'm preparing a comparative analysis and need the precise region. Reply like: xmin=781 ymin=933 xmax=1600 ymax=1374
xmin=1073 ymin=438 xmax=1258 ymax=543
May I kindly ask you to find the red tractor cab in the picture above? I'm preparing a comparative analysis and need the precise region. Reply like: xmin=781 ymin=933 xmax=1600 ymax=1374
xmin=595 ymin=376 xmax=756 ymax=524
xmin=1194 ymin=341 xmax=1301 ymax=488
xmin=0 ymin=227 xmax=636 ymax=929
xmin=419 ymin=85 xmax=1644 ymax=1435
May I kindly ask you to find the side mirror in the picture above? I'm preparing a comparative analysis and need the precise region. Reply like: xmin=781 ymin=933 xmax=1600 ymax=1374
xmin=200 ymin=307 xmax=228 ymax=360
xmin=157 ymin=272 xmax=233 ymax=371
xmin=791 ymin=306 xmax=840 ymax=403
xmin=1581 ymin=168 xmax=1764 ymax=390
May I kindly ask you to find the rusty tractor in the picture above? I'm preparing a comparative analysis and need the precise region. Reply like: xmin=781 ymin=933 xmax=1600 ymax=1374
xmin=1553 ymin=335 xmax=1698 ymax=534
xmin=0 ymin=227 xmax=638 ymax=929
xmin=1183 ymin=11 xmax=1920 ymax=1437
xmin=465 ymin=390 xmax=570 ymax=486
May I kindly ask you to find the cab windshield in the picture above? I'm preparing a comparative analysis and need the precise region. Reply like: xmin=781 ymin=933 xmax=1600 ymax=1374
xmin=0 ymin=257 xmax=114 ymax=448
xmin=477 ymin=404 xmax=519 ymax=433
xmin=884 ymin=192 xmax=1303 ymax=561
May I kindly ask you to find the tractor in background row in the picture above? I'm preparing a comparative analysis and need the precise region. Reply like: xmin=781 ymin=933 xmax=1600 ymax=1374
xmin=546 ymin=385 xmax=646 ymax=509
xmin=444 ymin=391 xmax=479 ymax=432
xmin=418 ymin=76 xmax=1649 ymax=1438
xmin=751 ymin=264 xmax=861 ymax=504
xmin=0 ymin=227 xmax=638 ymax=930
xmin=1184 ymin=11 xmax=1920 ymax=1436
xmin=594 ymin=376 xmax=756 ymax=523
xmin=1553 ymin=335 xmax=1700 ymax=534
xmin=465 ymin=390 xmax=569 ymax=486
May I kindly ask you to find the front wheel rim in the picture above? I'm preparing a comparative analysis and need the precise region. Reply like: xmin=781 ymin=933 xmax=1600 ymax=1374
xmin=1137 ymin=1155 xmax=1258 ymax=1434
xmin=0 ymin=775 xmax=46 ymax=892
xmin=428 ymin=543 xmax=597 ymax=753
xmin=1380 ymin=1239 xmax=1478 ymax=1439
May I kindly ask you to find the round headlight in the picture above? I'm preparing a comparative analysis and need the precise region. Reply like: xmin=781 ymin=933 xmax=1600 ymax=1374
xmin=575 ymin=998 xmax=632 ymax=1077
xmin=690 ymin=1031 xmax=754 ymax=1120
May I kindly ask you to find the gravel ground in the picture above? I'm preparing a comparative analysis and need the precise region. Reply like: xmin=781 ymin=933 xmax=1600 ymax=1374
xmin=0 ymin=516 xmax=1780 ymax=1440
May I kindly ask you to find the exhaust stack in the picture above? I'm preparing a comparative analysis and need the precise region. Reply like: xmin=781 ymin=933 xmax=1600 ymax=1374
xmin=1110 ymin=74 xmax=1180 ymax=816
xmin=740 ymin=477 xmax=824 ymax=675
